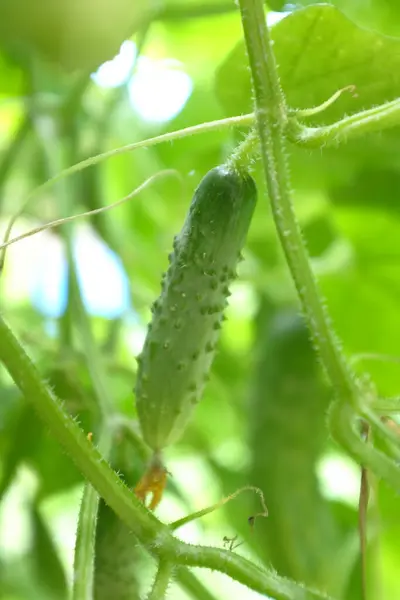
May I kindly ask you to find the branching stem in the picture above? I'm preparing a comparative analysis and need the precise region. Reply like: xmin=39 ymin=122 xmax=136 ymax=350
xmin=237 ymin=0 xmax=359 ymax=405
xmin=0 ymin=314 xmax=333 ymax=600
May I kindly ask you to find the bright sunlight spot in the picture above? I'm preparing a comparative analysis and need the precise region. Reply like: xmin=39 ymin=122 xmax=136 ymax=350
xmin=91 ymin=40 xmax=136 ymax=88
xmin=92 ymin=40 xmax=193 ymax=123
xmin=128 ymin=57 xmax=193 ymax=123
xmin=29 ymin=228 xmax=130 ymax=318
xmin=74 ymin=228 xmax=130 ymax=317
xmin=317 ymin=452 xmax=361 ymax=506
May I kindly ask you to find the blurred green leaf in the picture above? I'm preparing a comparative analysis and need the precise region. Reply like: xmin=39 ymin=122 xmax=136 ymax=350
xmin=31 ymin=504 xmax=68 ymax=598
xmin=0 ymin=0 xmax=153 ymax=71
xmin=297 ymin=0 xmax=400 ymax=37
xmin=216 ymin=5 xmax=400 ymax=123
xmin=1 ymin=403 xmax=83 ymax=498
xmin=0 ymin=49 xmax=26 ymax=94
xmin=0 ymin=403 xmax=38 ymax=500
xmin=267 ymin=1 xmax=287 ymax=10
xmin=375 ymin=480 xmax=400 ymax=599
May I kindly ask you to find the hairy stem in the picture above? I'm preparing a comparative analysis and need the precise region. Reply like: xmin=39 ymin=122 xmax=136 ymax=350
xmin=0 ymin=314 xmax=164 ymax=543
xmin=0 ymin=171 xmax=176 ymax=253
xmin=72 ymin=430 xmax=112 ymax=600
xmin=147 ymin=561 xmax=173 ymax=600
xmin=173 ymin=543 xmax=332 ymax=600
xmin=237 ymin=0 xmax=400 ymax=499
xmin=226 ymin=128 xmax=259 ymax=174
xmin=4 ymin=96 xmax=400 ymax=269
xmin=169 ymin=485 xmax=267 ymax=532
xmin=237 ymin=0 xmax=359 ymax=405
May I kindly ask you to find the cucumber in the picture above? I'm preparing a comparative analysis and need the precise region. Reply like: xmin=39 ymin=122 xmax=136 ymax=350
xmin=135 ymin=165 xmax=257 ymax=451
xmin=250 ymin=302 xmax=341 ymax=592
xmin=94 ymin=442 xmax=143 ymax=600
xmin=94 ymin=501 xmax=141 ymax=600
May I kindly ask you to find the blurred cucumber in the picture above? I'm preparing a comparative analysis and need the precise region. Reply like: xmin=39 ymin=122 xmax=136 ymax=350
xmin=94 ymin=500 xmax=141 ymax=600
xmin=93 ymin=437 xmax=144 ymax=600
xmin=249 ymin=300 xmax=340 ymax=592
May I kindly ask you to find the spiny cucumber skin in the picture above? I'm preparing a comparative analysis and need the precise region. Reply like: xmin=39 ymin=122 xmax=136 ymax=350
xmin=135 ymin=166 xmax=257 ymax=451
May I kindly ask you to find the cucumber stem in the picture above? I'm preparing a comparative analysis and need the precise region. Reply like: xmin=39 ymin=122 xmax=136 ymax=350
xmin=226 ymin=128 xmax=259 ymax=174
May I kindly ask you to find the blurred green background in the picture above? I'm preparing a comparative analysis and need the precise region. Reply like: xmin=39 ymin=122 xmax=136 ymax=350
xmin=0 ymin=1 xmax=399 ymax=599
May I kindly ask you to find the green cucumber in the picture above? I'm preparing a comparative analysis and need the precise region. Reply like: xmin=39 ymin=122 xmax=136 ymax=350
xmin=94 ymin=442 xmax=143 ymax=600
xmin=250 ymin=302 xmax=341 ymax=592
xmin=135 ymin=165 xmax=257 ymax=451
xmin=94 ymin=501 xmax=141 ymax=600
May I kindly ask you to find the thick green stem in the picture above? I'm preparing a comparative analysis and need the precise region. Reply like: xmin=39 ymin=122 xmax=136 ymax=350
xmin=237 ymin=0 xmax=400 ymax=495
xmin=237 ymin=0 xmax=359 ymax=406
xmin=147 ymin=561 xmax=173 ymax=600
xmin=173 ymin=544 xmax=332 ymax=600
xmin=0 ymin=314 xmax=164 ymax=544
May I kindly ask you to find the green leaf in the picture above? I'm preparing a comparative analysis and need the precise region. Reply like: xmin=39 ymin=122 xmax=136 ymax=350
xmin=216 ymin=5 xmax=400 ymax=124
xmin=6 ymin=405 xmax=83 ymax=498
xmin=31 ymin=504 xmax=68 ymax=599
xmin=0 ymin=0 xmax=153 ymax=71
xmin=0 ymin=403 xmax=39 ymax=501
xmin=155 ymin=7 xmax=243 ymax=80
xmin=297 ymin=0 xmax=400 ymax=37
xmin=0 ymin=49 xmax=25 ymax=94
xmin=317 ymin=169 xmax=400 ymax=398
xmin=267 ymin=0 xmax=287 ymax=10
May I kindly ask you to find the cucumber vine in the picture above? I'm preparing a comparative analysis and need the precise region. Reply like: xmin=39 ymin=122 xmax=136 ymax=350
xmin=1 ymin=1 xmax=400 ymax=599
